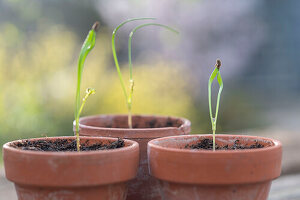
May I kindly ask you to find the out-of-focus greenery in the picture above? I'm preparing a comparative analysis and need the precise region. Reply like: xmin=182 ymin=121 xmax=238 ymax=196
xmin=0 ymin=1 xmax=266 ymax=164
xmin=0 ymin=24 xmax=77 ymax=141
xmin=0 ymin=23 xmax=200 ymax=148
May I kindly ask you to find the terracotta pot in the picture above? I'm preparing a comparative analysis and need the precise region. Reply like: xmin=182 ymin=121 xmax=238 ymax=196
xmin=148 ymin=134 xmax=282 ymax=200
xmin=76 ymin=114 xmax=191 ymax=200
xmin=3 ymin=136 xmax=139 ymax=200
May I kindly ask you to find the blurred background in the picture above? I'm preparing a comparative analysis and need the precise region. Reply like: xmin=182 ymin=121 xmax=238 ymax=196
xmin=0 ymin=0 xmax=299 ymax=179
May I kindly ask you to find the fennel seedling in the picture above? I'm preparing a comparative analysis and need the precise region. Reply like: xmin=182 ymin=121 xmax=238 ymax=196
xmin=112 ymin=18 xmax=179 ymax=128
xmin=208 ymin=59 xmax=223 ymax=151
xmin=74 ymin=22 xmax=99 ymax=151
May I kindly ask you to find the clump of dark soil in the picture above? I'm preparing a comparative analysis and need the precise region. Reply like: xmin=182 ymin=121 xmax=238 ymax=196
xmin=185 ymin=139 xmax=268 ymax=150
xmin=10 ymin=138 xmax=125 ymax=152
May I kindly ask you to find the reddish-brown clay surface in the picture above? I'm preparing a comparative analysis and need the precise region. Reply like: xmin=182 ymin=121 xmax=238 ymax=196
xmin=148 ymin=134 xmax=282 ymax=200
xmin=75 ymin=114 xmax=191 ymax=200
xmin=3 ymin=136 xmax=139 ymax=200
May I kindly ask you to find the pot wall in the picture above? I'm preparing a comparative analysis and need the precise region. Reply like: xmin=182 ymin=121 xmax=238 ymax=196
xmin=157 ymin=181 xmax=272 ymax=200
xmin=14 ymin=183 xmax=128 ymax=200
xmin=76 ymin=114 xmax=191 ymax=200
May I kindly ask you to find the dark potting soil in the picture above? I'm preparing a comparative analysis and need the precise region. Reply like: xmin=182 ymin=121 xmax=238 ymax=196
xmin=185 ymin=138 xmax=269 ymax=150
xmin=10 ymin=138 xmax=125 ymax=152
xmin=143 ymin=118 xmax=177 ymax=128
xmin=106 ymin=117 xmax=181 ymax=129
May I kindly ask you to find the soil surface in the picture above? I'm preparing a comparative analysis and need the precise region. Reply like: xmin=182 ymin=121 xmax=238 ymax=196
xmin=137 ymin=118 xmax=178 ymax=128
xmin=101 ymin=117 xmax=182 ymax=129
xmin=10 ymin=138 xmax=125 ymax=152
xmin=185 ymin=138 xmax=269 ymax=150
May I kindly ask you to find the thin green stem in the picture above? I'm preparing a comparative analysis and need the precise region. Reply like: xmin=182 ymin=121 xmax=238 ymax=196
xmin=128 ymin=107 xmax=132 ymax=129
xmin=127 ymin=23 xmax=179 ymax=128
xmin=208 ymin=59 xmax=223 ymax=151
xmin=213 ymin=129 xmax=216 ymax=151
xmin=215 ymin=77 xmax=223 ymax=124
xmin=112 ymin=18 xmax=155 ymax=110
xmin=75 ymin=88 xmax=95 ymax=151
xmin=127 ymin=79 xmax=134 ymax=128
xmin=77 ymin=88 xmax=96 ymax=119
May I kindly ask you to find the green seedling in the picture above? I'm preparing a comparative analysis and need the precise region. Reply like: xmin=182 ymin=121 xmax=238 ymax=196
xmin=208 ymin=59 xmax=223 ymax=151
xmin=112 ymin=18 xmax=179 ymax=128
xmin=74 ymin=22 xmax=99 ymax=151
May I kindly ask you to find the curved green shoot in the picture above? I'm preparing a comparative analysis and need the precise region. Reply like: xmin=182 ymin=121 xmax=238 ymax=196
xmin=111 ymin=18 xmax=155 ymax=128
xmin=75 ymin=22 xmax=99 ymax=152
xmin=208 ymin=59 xmax=223 ymax=151
xmin=127 ymin=23 xmax=179 ymax=128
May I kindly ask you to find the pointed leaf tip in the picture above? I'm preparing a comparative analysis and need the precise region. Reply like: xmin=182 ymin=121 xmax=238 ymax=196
xmin=216 ymin=59 xmax=221 ymax=70
xmin=92 ymin=21 xmax=100 ymax=32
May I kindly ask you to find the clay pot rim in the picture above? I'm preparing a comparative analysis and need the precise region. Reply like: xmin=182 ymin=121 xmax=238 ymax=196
xmin=3 ymin=136 xmax=139 ymax=156
xmin=77 ymin=114 xmax=191 ymax=131
xmin=148 ymin=134 xmax=282 ymax=154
